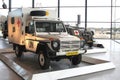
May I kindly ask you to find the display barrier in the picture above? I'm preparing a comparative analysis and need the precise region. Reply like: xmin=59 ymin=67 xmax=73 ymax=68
xmin=0 ymin=48 xmax=115 ymax=80
xmin=86 ymin=48 xmax=106 ymax=54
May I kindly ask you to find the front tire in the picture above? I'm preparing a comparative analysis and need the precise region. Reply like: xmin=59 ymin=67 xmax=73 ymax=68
xmin=71 ymin=54 xmax=82 ymax=65
xmin=15 ymin=45 xmax=23 ymax=58
xmin=38 ymin=51 xmax=50 ymax=69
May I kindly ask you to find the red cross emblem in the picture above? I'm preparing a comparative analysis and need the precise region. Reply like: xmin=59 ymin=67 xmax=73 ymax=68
xmin=74 ymin=30 xmax=79 ymax=35
xmin=17 ymin=18 xmax=21 ymax=27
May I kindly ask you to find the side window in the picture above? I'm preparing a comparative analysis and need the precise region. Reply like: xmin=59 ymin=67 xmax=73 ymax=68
xmin=56 ymin=23 xmax=65 ymax=32
xmin=11 ymin=17 xmax=15 ymax=32
xmin=36 ymin=22 xmax=50 ymax=32
xmin=11 ymin=17 xmax=15 ymax=24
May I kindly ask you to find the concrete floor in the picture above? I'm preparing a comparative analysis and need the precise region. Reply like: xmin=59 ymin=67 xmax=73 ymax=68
xmin=64 ymin=39 xmax=120 ymax=80
xmin=0 ymin=38 xmax=120 ymax=80
xmin=0 ymin=38 xmax=22 ymax=80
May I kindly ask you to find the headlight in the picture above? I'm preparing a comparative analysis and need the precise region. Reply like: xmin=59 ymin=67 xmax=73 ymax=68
xmin=51 ymin=40 xmax=60 ymax=51
xmin=53 ymin=41 xmax=58 ymax=48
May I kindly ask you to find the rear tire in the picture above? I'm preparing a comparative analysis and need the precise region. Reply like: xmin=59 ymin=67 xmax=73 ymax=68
xmin=3 ymin=34 xmax=7 ymax=39
xmin=38 ymin=51 xmax=50 ymax=69
xmin=15 ymin=45 xmax=23 ymax=58
xmin=88 ymin=42 xmax=93 ymax=48
xmin=71 ymin=54 xmax=82 ymax=65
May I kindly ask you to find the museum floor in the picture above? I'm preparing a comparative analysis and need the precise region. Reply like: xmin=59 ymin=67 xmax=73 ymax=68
xmin=0 ymin=38 xmax=120 ymax=80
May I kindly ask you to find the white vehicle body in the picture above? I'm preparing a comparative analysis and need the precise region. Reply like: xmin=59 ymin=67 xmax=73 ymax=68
xmin=8 ymin=8 xmax=86 ymax=69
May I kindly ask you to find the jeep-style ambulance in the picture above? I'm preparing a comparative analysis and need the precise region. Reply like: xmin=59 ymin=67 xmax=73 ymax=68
xmin=8 ymin=8 xmax=86 ymax=69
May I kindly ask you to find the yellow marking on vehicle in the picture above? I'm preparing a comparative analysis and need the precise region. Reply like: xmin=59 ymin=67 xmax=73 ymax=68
xmin=66 ymin=51 xmax=78 ymax=56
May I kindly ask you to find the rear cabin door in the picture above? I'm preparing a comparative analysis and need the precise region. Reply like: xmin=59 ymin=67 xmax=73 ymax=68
xmin=8 ymin=17 xmax=22 ymax=44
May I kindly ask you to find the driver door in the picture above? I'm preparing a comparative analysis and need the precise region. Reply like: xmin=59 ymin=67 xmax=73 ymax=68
xmin=25 ymin=21 xmax=37 ymax=52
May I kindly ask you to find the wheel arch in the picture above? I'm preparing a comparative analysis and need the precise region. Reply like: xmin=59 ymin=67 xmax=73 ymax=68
xmin=13 ymin=43 xmax=26 ymax=51
xmin=36 ymin=43 xmax=48 ymax=55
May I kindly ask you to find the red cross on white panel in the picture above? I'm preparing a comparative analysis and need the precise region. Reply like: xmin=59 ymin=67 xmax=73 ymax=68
xmin=74 ymin=30 xmax=79 ymax=35
xmin=17 ymin=18 xmax=21 ymax=27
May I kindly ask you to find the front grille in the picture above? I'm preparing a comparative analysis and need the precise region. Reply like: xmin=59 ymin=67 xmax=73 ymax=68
xmin=60 ymin=41 xmax=80 ymax=52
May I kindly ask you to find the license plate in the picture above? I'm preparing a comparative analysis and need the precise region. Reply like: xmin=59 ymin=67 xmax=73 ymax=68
xmin=66 ymin=51 xmax=78 ymax=56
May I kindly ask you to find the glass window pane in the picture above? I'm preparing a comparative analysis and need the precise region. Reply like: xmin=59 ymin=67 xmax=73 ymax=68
xmin=12 ymin=0 xmax=32 ymax=8
xmin=35 ymin=0 xmax=57 ymax=7
xmin=113 ymin=7 xmax=120 ymax=22
xmin=113 ymin=0 xmax=120 ymax=6
xmin=87 ymin=7 xmax=111 ymax=22
xmin=61 ymin=8 xmax=85 ymax=27
xmin=88 ymin=23 xmax=110 ymax=28
xmin=92 ymin=25 xmax=110 ymax=39
xmin=0 ymin=9 xmax=8 ymax=16
xmin=60 ymin=8 xmax=85 ymax=24
xmin=88 ymin=0 xmax=111 ymax=6
xmin=112 ymin=0 xmax=120 ymax=40
xmin=61 ymin=0 xmax=85 ymax=6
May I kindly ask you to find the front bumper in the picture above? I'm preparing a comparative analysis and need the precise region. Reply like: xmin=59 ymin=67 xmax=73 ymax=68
xmin=56 ymin=49 xmax=87 ymax=56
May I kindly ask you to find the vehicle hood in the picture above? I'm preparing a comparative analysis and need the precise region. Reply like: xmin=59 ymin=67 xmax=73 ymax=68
xmin=36 ymin=33 xmax=80 ymax=41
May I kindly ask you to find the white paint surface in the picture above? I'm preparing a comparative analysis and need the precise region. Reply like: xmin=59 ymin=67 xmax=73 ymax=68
xmin=32 ymin=62 xmax=115 ymax=80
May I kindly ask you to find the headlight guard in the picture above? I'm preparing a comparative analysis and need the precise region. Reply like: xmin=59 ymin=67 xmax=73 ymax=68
xmin=51 ymin=40 xmax=60 ymax=51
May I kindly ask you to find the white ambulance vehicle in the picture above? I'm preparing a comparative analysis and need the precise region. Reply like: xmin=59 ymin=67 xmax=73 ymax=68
xmin=8 ymin=8 xmax=86 ymax=69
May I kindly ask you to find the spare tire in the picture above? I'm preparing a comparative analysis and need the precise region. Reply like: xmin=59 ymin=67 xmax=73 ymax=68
xmin=30 ymin=10 xmax=46 ymax=16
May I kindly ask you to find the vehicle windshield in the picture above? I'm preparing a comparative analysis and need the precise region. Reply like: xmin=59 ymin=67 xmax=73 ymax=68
xmin=35 ymin=21 xmax=66 ymax=32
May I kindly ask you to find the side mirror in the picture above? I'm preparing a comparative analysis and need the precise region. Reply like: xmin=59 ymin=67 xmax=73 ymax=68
xmin=25 ymin=26 xmax=29 ymax=33
xmin=91 ymin=31 xmax=94 ymax=35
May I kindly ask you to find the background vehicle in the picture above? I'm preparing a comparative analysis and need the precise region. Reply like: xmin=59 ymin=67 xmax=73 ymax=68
xmin=65 ymin=25 xmax=94 ymax=48
xmin=2 ymin=20 xmax=8 ymax=39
